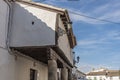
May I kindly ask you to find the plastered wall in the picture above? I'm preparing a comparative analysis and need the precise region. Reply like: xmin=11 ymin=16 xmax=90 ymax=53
xmin=15 ymin=54 xmax=48 ymax=80
xmin=0 ymin=1 xmax=15 ymax=79
xmin=10 ymin=2 xmax=57 ymax=47
xmin=58 ymin=15 xmax=73 ymax=65
xmin=0 ymin=0 xmax=9 ymax=48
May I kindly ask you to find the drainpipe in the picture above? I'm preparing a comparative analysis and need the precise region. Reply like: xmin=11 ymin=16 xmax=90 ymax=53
xmin=4 ymin=0 xmax=14 ymax=54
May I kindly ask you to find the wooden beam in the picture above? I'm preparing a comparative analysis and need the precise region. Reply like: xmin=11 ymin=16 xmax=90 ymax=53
xmin=17 ymin=0 xmax=65 ymax=15
xmin=48 ymin=48 xmax=72 ymax=69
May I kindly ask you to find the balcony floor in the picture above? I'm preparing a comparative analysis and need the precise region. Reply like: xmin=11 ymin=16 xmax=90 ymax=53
xmin=11 ymin=47 xmax=48 ymax=64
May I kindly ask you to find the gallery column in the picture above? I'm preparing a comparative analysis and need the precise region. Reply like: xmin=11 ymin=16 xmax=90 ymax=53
xmin=61 ymin=67 xmax=68 ymax=80
xmin=47 ymin=48 xmax=57 ymax=80
xmin=48 ymin=59 xmax=57 ymax=80
xmin=68 ymin=69 xmax=72 ymax=80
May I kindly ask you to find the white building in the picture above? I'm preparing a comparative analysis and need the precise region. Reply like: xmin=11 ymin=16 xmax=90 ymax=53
xmin=72 ymin=67 xmax=87 ymax=80
xmin=76 ymin=70 xmax=87 ymax=80
xmin=86 ymin=68 xmax=120 ymax=80
xmin=0 ymin=0 xmax=77 ymax=80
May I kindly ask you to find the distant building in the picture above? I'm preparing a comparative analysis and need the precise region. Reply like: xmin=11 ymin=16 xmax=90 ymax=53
xmin=76 ymin=70 xmax=87 ymax=80
xmin=72 ymin=67 xmax=87 ymax=80
xmin=86 ymin=68 xmax=120 ymax=80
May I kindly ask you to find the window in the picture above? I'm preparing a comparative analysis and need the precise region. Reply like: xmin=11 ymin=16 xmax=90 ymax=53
xmin=94 ymin=77 xmax=97 ymax=80
xmin=110 ymin=77 xmax=113 ymax=80
xmin=100 ymin=77 xmax=102 ymax=80
xmin=30 ymin=69 xmax=38 ymax=80
xmin=88 ymin=77 xmax=92 ymax=80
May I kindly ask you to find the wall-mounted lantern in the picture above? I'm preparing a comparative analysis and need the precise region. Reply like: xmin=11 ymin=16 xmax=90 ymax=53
xmin=73 ymin=51 xmax=80 ymax=65
xmin=76 ymin=56 xmax=80 ymax=63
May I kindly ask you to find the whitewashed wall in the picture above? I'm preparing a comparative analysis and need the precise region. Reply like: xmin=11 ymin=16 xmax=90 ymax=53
xmin=15 ymin=54 xmax=48 ymax=80
xmin=86 ymin=75 xmax=120 ymax=80
xmin=0 ymin=2 xmax=48 ymax=80
xmin=112 ymin=76 xmax=120 ymax=80
xmin=0 ymin=48 xmax=16 ymax=80
xmin=87 ymin=75 xmax=106 ymax=80
xmin=0 ymin=0 xmax=9 ymax=48
xmin=58 ymin=16 xmax=73 ymax=65
xmin=10 ymin=2 xmax=57 ymax=47
xmin=0 ymin=49 xmax=48 ymax=80
xmin=0 ymin=1 xmax=15 ymax=80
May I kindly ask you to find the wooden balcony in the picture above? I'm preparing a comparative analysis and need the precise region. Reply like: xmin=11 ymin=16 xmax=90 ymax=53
xmin=10 ymin=1 xmax=76 ymax=66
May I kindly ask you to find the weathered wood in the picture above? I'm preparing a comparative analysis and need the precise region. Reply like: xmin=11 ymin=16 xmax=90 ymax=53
xmin=47 ymin=48 xmax=71 ymax=69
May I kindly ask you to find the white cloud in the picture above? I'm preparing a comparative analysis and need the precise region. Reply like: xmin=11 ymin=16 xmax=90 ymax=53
xmin=43 ymin=0 xmax=120 ymax=70
xmin=104 ymin=30 xmax=120 ymax=40
xmin=78 ymin=0 xmax=96 ymax=8
xmin=77 ymin=38 xmax=109 ymax=48
xmin=99 ymin=10 xmax=120 ymax=22
xmin=91 ymin=1 xmax=120 ymax=23
xmin=77 ymin=63 xmax=112 ymax=73
xmin=70 ymin=5 xmax=120 ymax=24
xmin=78 ymin=39 xmax=105 ymax=46
xmin=43 ymin=0 xmax=120 ymax=24
xmin=92 ymin=4 xmax=110 ymax=15
xmin=70 ymin=1 xmax=120 ymax=24
xmin=76 ymin=30 xmax=120 ymax=71
xmin=77 ymin=30 xmax=120 ymax=47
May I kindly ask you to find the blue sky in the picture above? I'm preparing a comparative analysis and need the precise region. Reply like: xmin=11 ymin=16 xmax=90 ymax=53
xmin=34 ymin=0 xmax=120 ymax=73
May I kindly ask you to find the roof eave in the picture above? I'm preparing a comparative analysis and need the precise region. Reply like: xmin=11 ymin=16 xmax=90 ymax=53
xmin=16 ymin=0 xmax=66 ymax=15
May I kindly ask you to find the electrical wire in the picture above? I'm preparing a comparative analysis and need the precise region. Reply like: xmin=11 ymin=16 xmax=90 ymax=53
xmin=69 ymin=11 xmax=120 ymax=25
xmin=35 ymin=0 xmax=120 ymax=25
xmin=34 ymin=0 xmax=46 ymax=2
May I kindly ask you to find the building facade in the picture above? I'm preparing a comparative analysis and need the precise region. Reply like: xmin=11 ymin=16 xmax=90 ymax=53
xmin=0 ymin=0 xmax=76 ymax=80
xmin=76 ymin=70 xmax=87 ymax=80
xmin=72 ymin=67 xmax=87 ymax=80
xmin=86 ymin=68 xmax=120 ymax=80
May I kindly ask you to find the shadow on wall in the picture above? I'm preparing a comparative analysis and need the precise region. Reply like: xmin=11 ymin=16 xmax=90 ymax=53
xmin=10 ymin=3 xmax=56 ymax=47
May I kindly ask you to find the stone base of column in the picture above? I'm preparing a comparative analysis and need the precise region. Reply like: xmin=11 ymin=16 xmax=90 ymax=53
xmin=48 ymin=59 xmax=57 ymax=80
xmin=61 ymin=67 xmax=68 ymax=80
xmin=68 ymin=69 xmax=72 ymax=80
